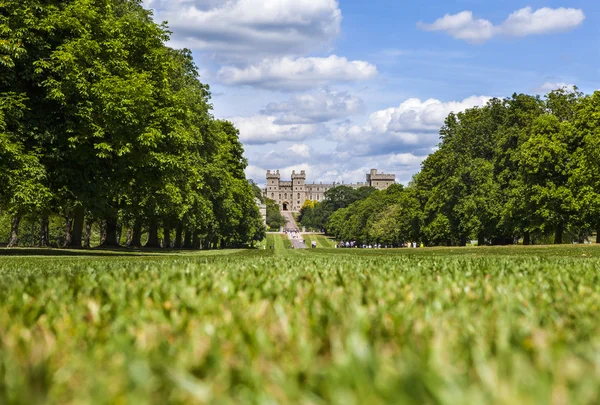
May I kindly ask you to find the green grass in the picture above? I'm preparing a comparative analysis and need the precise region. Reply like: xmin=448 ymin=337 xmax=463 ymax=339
xmin=304 ymin=234 xmax=335 ymax=248
xmin=2 ymin=245 xmax=600 ymax=404
xmin=280 ymin=234 xmax=292 ymax=249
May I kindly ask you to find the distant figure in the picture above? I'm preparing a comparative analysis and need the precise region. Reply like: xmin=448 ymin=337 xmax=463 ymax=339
xmin=312 ymin=241 xmax=317 ymax=249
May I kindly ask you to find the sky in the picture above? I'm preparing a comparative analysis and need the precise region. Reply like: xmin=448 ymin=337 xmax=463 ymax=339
xmin=142 ymin=0 xmax=599 ymax=186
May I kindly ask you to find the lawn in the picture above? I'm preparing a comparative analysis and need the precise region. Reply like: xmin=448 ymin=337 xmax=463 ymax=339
xmin=1 ymin=245 xmax=600 ymax=404
xmin=303 ymin=234 xmax=335 ymax=248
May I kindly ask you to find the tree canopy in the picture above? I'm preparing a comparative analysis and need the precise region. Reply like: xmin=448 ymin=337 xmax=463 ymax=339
xmin=307 ymin=87 xmax=600 ymax=246
xmin=0 ymin=0 xmax=264 ymax=248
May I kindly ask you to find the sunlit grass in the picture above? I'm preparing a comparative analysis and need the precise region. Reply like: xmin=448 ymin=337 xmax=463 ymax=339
xmin=1 ymin=246 xmax=600 ymax=404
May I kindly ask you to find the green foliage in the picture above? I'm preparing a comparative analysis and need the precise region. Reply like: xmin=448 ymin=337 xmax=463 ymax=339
xmin=416 ymin=88 xmax=597 ymax=245
xmin=327 ymin=184 xmax=420 ymax=245
xmin=266 ymin=198 xmax=286 ymax=230
xmin=0 ymin=0 xmax=261 ymax=248
xmin=299 ymin=185 xmax=376 ymax=231
xmin=2 ymin=246 xmax=600 ymax=402
xmin=303 ymin=88 xmax=599 ymax=247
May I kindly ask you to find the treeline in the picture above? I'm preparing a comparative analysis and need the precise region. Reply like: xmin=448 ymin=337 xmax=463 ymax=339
xmin=248 ymin=181 xmax=285 ymax=230
xmin=299 ymin=186 xmax=376 ymax=231
xmin=0 ymin=0 xmax=265 ymax=248
xmin=303 ymin=88 xmax=600 ymax=246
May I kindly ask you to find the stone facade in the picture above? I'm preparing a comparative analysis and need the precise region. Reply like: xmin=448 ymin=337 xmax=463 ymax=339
xmin=263 ymin=169 xmax=396 ymax=211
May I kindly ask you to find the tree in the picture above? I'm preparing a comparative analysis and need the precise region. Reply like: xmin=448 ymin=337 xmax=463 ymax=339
xmin=266 ymin=199 xmax=286 ymax=230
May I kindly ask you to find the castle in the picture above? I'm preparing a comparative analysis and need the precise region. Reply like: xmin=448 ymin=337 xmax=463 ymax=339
xmin=264 ymin=169 xmax=396 ymax=211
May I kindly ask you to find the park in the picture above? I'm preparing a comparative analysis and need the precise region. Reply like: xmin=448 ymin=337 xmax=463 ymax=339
xmin=2 ymin=0 xmax=600 ymax=404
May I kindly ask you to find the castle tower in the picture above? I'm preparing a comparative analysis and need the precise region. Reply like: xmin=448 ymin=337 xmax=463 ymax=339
xmin=265 ymin=170 xmax=281 ymax=203
xmin=366 ymin=169 xmax=396 ymax=190
xmin=291 ymin=170 xmax=307 ymax=211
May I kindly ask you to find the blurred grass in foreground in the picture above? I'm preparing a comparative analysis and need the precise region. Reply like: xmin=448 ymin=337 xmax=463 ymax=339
xmin=1 ymin=245 xmax=600 ymax=404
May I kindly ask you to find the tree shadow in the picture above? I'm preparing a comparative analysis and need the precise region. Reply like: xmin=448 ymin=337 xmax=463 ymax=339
xmin=0 ymin=247 xmax=206 ymax=257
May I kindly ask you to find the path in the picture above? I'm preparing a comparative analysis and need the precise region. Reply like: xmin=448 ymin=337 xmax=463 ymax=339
xmin=282 ymin=211 xmax=306 ymax=249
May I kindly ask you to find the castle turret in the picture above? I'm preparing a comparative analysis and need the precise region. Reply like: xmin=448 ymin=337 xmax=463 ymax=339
xmin=366 ymin=169 xmax=396 ymax=190
xmin=265 ymin=170 xmax=281 ymax=201
xmin=291 ymin=170 xmax=307 ymax=211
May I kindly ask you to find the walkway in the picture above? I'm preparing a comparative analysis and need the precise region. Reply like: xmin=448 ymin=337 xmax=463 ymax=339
xmin=282 ymin=211 xmax=306 ymax=249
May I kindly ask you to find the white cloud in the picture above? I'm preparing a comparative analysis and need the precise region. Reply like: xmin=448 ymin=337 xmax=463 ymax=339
xmin=217 ymin=56 xmax=378 ymax=90
xmin=418 ymin=11 xmax=494 ymax=44
xmin=366 ymin=96 xmax=491 ymax=133
xmin=245 ymin=164 xmax=268 ymax=183
xmin=262 ymin=89 xmax=365 ymax=124
xmin=334 ymin=96 xmax=492 ymax=155
xmin=502 ymin=7 xmax=585 ymax=37
xmin=288 ymin=144 xmax=312 ymax=158
xmin=231 ymin=115 xmax=326 ymax=145
xmin=146 ymin=0 xmax=342 ymax=62
xmin=418 ymin=7 xmax=585 ymax=43
xmin=386 ymin=153 xmax=427 ymax=167
xmin=535 ymin=82 xmax=576 ymax=94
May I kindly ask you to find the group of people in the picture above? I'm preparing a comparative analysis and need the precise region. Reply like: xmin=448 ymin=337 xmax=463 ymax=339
xmin=336 ymin=241 xmax=424 ymax=249
xmin=284 ymin=229 xmax=302 ymax=240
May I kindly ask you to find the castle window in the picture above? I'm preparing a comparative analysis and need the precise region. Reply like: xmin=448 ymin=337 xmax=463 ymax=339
xmin=271 ymin=193 xmax=274 ymax=198
xmin=297 ymin=193 xmax=300 ymax=199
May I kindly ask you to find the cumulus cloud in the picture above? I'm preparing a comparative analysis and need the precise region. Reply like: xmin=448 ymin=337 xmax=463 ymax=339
xmin=418 ymin=11 xmax=495 ymax=43
xmin=262 ymin=89 xmax=365 ymax=124
xmin=217 ymin=56 xmax=378 ymax=90
xmin=334 ymin=96 xmax=492 ymax=156
xmin=386 ymin=153 xmax=427 ymax=167
xmin=418 ymin=7 xmax=585 ymax=43
xmin=502 ymin=7 xmax=585 ymax=36
xmin=230 ymin=115 xmax=327 ymax=145
xmin=145 ymin=0 xmax=341 ymax=62
xmin=288 ymin=144 xmax=312 ymax=158
xmin=534 ymin=82 xmax=576 ymax=94
xmin=366 ymin=96 xmax=491 ymax=134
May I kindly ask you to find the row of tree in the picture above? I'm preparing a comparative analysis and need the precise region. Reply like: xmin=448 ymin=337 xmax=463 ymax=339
xmin=301 ymin=88 xmax=600 ymax=246
xmin=0 ymin=0 xmax=265 ymax=248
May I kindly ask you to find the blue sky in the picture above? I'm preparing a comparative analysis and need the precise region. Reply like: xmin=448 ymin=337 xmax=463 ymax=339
xmin=143 ymin=0 xmax=598 ymax=185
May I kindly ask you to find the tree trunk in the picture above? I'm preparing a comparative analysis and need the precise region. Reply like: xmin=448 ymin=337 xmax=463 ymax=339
xmin=183 ymin=228 xmax=193 ymax=249
xmin=39 ymin=216 xmax=49 ymax=247
xmin=145 ymin=220 xmax=161 ymax=248
xmin=523 ymin=231 xmax=530 ymax=246
xmin=84 ymin=220 xmax=92 ymax=248
xmin=128 ymin=219 xmax=142 ymax=248
xmin=116 ymin=223 xmax=122 ymax=246
xmin=554 ymin=223 xmax=564 ymax=245
xmin=101 ymin=217 xmax=119 ymax=247
xmin=63 ymin=216 xmax=73 ymax=247
xmin=174 ymin=223 xmax=183 ymax=249
xmin=459 ymin=236 xmax=467 ymax=247
xmin=125 ymin=228 xmax=132 ymax=246
xmin=99 ymin=220 xmax=106 ymax=245
xmin=163 ymin=226 xmax=171 ymax=248
xmin=596 ymin=229 xmax=600 ymax=244
xmin=7 ymin=216 xmax=20 ymax=247
xmin=67 ymin=206 xmax=85 ymax=248
xmin=192 ymin=231 xmax=201 ymax=250
xmin=477 ymin=234 xmax=485 ymax=247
